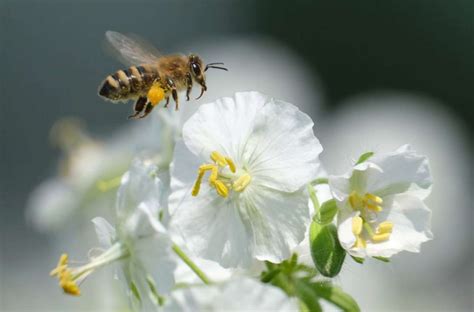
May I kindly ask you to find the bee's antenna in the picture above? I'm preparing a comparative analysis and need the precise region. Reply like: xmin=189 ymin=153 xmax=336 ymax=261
xmin=206 ymin=62 xmax=225 ymax=66
xmin=205 ymin=64 xmax=228 ymax=72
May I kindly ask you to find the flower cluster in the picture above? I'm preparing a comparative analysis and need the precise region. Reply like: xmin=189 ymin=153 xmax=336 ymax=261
xmin=44 ymin=91 xmax=432 ymax=311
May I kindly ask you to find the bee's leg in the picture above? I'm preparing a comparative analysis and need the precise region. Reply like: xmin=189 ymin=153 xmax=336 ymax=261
xmin=138 ymin=101 xmax=155 ymax=119
xmin=186 ymin=73 xmax=193 ymax=101
xmin=164 ymin=96 xmax=170 ymax=108
xmin=172 ymin=88 xmax=179 ymax=110
xmin=196 ymin=86 xmax=206 ymax=100
xmin=128 ymin=96 xmax=148 ymax=119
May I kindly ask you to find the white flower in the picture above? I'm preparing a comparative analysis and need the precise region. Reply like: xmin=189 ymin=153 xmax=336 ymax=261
xmin=164 ymin=277 xmax=298 ymax=312
xmin=329 ymin=145 xmax=433 ymax=258
xmin=169 ymin=91 xmax=323 ymax=268
xmin=50 ymin=158 xmax=176 ymax=311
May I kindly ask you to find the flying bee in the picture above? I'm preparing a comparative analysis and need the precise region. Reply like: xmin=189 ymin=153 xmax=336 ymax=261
xmin=98 ymin=31 xmax=227 ymax=119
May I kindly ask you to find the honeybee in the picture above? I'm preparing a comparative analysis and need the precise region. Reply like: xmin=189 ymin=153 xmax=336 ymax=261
xmin=98 ymin=31 xmax=227 ymax=119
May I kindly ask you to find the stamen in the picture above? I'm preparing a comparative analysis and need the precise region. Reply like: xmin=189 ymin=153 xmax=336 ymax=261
xmin=233 ymin=173 xmax=251 ymax=192
xmin=365 ymin=201 xmax=383 ymax=212
xmin=209 ymin=165 xmax=218 ymax=183
xmin=354 ymin=236 xmax=367 ymax=248
xmin=212 ymin=180 xmax=229 ymax=197
xmin=376 ymin=221 xmax=393 ymax=234
xmin=365 ymin=193 xmax=383 ymax=204
xmin=50 ymin=253 xmax=69 ymax=277
xmin=352 ymin=216 xmax=363 ymax=235
xmin=225 ymin=157 xmax=236 ymax=173
xmin=59 ymin=271 xmax=81 ymax=296
xmin=192 ymin=171 xmax=205 ymax=196
xmin=210 ymin=151 xmax=227 ymax=167
xmin=372 ymin=233 xmax=390 ymax=242
xmin=349 ymin=191 xmax=362 ymax=209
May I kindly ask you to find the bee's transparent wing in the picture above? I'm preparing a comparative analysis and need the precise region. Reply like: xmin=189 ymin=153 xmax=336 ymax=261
xmin=104 ymin=31 xmax=162 ymax=66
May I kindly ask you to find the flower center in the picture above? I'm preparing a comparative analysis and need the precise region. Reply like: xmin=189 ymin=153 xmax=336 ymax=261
xmin=348 ymin=191 xmax=393 ymax=248
xmin=192 ymin=151 xmax=252 ymax=198
xmin=50 ymin=242 xmax=128 ymax=296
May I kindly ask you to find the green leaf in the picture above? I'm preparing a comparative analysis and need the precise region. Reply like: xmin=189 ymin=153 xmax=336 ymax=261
xmin=355 ymin=151 xmax=374 ymax=165
xmin=310 ymin=221 xmax=346 ymax=277
xmin=373 ymin=256 xmax=390 ymax=263
xmin=315 ymin=199 xmax=338 ymax=224
xmin=351 ymin=256 xmax=365 ymax=264
xmin=311 ymin=282 xmax=360 ymax=312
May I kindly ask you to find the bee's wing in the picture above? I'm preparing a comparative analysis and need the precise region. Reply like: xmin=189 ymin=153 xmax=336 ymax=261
xmin=104 ymin=31 xmax=162 ymax=66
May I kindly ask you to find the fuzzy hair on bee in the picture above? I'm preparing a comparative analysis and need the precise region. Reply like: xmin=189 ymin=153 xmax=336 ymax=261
xmin=98 ymin=31 xmax=227 ymax=119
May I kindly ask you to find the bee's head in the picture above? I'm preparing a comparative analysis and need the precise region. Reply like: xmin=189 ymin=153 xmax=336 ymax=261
xmin=188 ymin=54 xmax=206 ymax=90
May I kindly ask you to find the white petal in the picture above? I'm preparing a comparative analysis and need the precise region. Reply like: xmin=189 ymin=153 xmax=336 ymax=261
xmin=241 ymin=185 xmax=310 ymax=263
xmin=164 ymin=277 xmax=298 ymax=312
xmin=170 ymin=187 xmax=253 ymax=268
xmin=243 ymin=98 xmax=323 ymax=192
xmin=365 ymin=193 xmax=433 ymax=258
xmin=365 ymin=145 xmax=432 ymax=199
xmin=92 ymin=217 xmax=116 ymax=248
xmin=133 ymin=233 xmax=177 ymax=294
xmin=337 ymin=210 xmax=362 ymax=257
xmin=116 ymin=157 xmax=163 ymax=235
xmin=182 ymin=91 xmax=267 ymax=161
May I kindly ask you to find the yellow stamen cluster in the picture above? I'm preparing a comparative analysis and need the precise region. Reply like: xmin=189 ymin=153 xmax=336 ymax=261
xmin=349 ymin=191 xmax=394 ymax=247
xmin=50 ymin=254 xmax=81 ymax=296
xmin=192 ymin=151 xmax=251 ymax=198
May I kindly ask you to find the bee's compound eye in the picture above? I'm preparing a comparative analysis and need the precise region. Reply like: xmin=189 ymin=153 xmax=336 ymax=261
xmin=192 ymin=63 xmax=201 ymax=76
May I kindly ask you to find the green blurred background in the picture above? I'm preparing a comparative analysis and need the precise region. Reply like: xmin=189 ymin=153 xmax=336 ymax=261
xmin=1 ymin=0 xmax=472 ymax=311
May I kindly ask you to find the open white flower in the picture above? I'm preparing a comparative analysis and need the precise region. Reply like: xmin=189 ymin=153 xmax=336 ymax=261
xmin=169 ymin=91 xmax=323 ymax=268
xmin=50 ymin=158 xmax=176 ymax=311
xmin=164 ymin=277 xmax=298 ymax=311
xmin=329 ymin=145 xmax=433 ymax=258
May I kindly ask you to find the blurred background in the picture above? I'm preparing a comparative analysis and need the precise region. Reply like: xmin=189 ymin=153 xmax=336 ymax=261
xmin=1 ymin=0 xmax=472 ymax=311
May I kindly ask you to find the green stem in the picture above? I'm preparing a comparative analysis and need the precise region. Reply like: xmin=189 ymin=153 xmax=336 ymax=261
xmin=172 ymin=244 xmax=211 ymax=285
xmin=311 ymin=178 xmax=329 ymax=185
xmin=307 ymin=184 xmax=320 ymax=213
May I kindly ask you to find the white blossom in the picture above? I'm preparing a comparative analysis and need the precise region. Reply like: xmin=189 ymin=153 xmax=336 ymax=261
xmin=329 ymin=145 xmax=433 ymax=258
xmin=169 ymin=91 xmax=323 ymax=268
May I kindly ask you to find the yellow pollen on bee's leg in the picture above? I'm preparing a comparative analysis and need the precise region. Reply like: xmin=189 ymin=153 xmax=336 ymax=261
xmin=212 ymin=180 xmax=229 ymax=198
xmin=210 ymin=151 xmax=227 ymax=167
xmin=233 ymin=173 xmax=251 ymax=192
xmin=147 ymin=84 xmax=165 ymax=106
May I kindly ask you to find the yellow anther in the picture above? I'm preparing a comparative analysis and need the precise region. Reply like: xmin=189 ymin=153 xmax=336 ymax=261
xmin=147 ymin=84 xmax=165 ymax=106
xmin=50 ymin=253 xmax=69 ymax=277
xmin=209 ymin=166 xmax=218 ymax=183
xmin=377 ymin=221 xmax=393 ymax=234
xmin=212 ymin=180 xmax=229 ymax=198
xmin=192 ymin=171 xmax=205 ymax=197
xmin=352 ymin=216 xmax=363 ymax=235
xmin=349 ymin=191 xmax=363 ymax=209
xmin=365 ymin=202 xmax=383 ymax=212
xmin=354 ymin=236 xmax=367 ymax=248
xmin=210 ymin=151 xmax=227 ymax=167
xmin=233 ymin=173 xmax=251 ymax=192
xmin=199 ymin=164 xmax=215 ymax=172
xmin=365 ymin=193 xmax=383 ymax=204
xmin=372 ymin=233 xmax=390 ymax=242
xmin=59 ymin=271 xmax=81 ymax=296
xmin=225 ymin=157 xmax=236 ymax=173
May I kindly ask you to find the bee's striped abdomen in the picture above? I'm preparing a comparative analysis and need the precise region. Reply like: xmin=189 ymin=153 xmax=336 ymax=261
xmin=99 ymin=65 xmax=159 ymax=101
